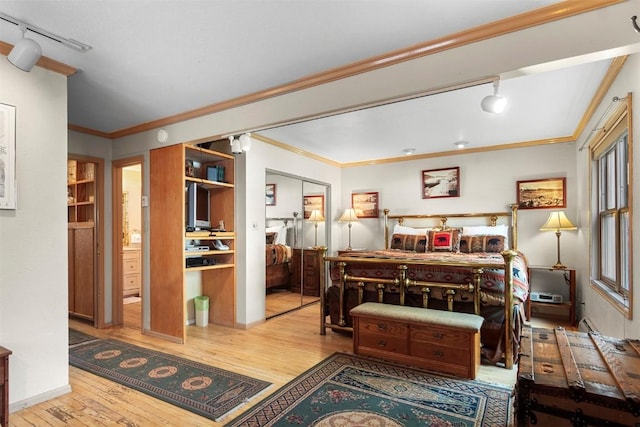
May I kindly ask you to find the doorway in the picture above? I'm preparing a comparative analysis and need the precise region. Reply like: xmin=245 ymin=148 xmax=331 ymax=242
xmin=112 ymin=157 xmax=144 ymax=329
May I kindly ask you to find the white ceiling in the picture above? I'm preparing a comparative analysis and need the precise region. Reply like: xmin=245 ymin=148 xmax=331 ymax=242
xmin=1 ymin=1 xmax=639 ymax=164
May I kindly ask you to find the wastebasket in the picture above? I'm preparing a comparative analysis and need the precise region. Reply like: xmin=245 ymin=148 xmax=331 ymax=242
xmin=194 ymin=296 xmax=209 ymax=327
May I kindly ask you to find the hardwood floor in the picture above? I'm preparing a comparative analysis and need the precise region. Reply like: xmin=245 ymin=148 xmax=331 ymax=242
xmin=9 ymin=304 xmax=557 ymax=426
xmin=265 ymin=290 xmax=319 ymax=318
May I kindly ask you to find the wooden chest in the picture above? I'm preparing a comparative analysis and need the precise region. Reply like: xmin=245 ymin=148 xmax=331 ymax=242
xmin=351 ymin=302 xmax=484 ymax=379
xmin=516 ymin=325 xmax=640 ymax=426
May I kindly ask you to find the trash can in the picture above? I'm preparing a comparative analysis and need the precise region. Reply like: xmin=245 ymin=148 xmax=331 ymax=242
xmin=194 ymin=296 xmax=209 ymax=327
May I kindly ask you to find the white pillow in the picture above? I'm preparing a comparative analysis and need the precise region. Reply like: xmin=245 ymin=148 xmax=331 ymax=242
xmin=462 ymin=225 xmax=510 ymax=249
xmin=393 ymin=224 xmax=429 ymax=236
xmin=266 ymin=225 xmax=287 ymax=245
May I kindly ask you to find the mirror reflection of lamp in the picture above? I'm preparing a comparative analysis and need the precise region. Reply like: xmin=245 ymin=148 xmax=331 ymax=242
xmin=540 ymin=211 xmax=577 ymax=269
xmin=307 ymin=209 xmax=325 ymax=247
xmin=339 ymin=208 xmax=359 ymax=251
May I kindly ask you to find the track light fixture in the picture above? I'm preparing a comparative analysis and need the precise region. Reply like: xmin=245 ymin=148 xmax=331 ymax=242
xmin=1 ymin=12 xmax=92 ymax=72
xmin=8 ymin=25 xmax=41 ymax=72
xmin=481 ymin=80 xmax=507 ymax=114
xmin=229 ymin=133 xmax=252 ymax=154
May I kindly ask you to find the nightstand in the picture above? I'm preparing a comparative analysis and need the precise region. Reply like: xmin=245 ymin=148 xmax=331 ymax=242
xmin=526 ymin=266 xmax=576 ymax=326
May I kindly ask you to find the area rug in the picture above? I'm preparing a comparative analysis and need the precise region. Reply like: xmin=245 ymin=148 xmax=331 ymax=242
xmin=68 ymin=328 xmax=100 ymax=348
xmin=69 ymin=338 xmax=272 ymax=421
xmin=225 ymin=352 xmax=513 ymax=426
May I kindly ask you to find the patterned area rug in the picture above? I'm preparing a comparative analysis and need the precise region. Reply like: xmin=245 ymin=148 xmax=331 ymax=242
xmin=68 ymin=328 xmax=100 ymax=348
xmin=225 ymin=352 xmax=513 ymax=426
xmin=69 ymin=338 xmax=272 ymax=421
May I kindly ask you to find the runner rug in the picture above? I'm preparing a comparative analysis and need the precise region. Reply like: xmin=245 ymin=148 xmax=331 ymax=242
xmin=69 ymin=337 xmax=272 ymax=421
xmin=225 ymin=352 xmax=513 ymax=426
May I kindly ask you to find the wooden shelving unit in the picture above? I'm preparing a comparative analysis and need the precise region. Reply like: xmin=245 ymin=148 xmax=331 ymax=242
xmin=150 ymin=142 xmax=236 ymax=343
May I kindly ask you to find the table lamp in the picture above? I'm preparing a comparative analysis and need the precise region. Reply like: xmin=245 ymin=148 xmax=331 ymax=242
xmin=540 ymin=211 xmax=577 ymax=269
xmin=307 ymin=209 xmax=324 ymax=247
xmin=339 ymin=208 xmax=359 ymax=250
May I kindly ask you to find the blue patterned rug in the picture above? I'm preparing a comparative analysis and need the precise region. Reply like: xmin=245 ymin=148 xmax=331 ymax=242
xmin=69 ymin=338 xmax=271 ymax=421
xmin=225 ymin=352 xmax=513 ymax=426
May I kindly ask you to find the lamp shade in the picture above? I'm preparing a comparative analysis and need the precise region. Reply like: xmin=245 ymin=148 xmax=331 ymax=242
xmin=339 ymin=208 xmax=359 ymax=222
xmin=540 ymin=211 xmax=577 ymax=231
xmin=308 ymin=209 xmax=324 ymax=222
xmin=8 ymin=37 xmax=42 ymax=72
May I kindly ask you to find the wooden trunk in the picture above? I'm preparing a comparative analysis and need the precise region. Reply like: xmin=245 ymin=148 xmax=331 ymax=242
xmin=516 ymin=325 xmax=640 ymax=426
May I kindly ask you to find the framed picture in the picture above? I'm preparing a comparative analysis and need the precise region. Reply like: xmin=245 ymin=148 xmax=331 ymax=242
xmin=265 ymin=184 xmax=276 ymax=206
xmin=421 ymin=167 xmax=459 ymax=199
xmin=352 ymin=191 xmax=379 ymax=218
xmin=303 ymin=194 xmax=324 ymax=219
xmin=0 ymin=103 xmax=16 ymax=210
xmin=517 ymin=177 xmax=566 ymax=209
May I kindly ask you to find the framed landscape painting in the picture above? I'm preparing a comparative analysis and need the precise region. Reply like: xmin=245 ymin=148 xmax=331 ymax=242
xmin=421 ymin=167 xmax=459 ymax=199
xmin=517 ymin=177 xmax=566 ymax=209
xmin=265 ymin=184 xmax=276 ymax=206
xmin=303 ymin=194 xmax=324 ymax=219
xmin=0 ymin=103 xmax=16 ymax=210
xmin=352 ymin=192 xmax=379 ymax=218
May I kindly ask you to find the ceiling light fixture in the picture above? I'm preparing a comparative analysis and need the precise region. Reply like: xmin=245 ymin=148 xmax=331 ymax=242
xmin=402 ymin=148 xmax=415 ymax=155
xmin=0 ymin=12 xmax=92 ymax=53
xmin=229 ymin=133 xmax=251 ymax=154
xmin=454 ymin=141 xmax=469 ymax=149
xmin=7 ymin=25 xmax=41 ymax=72
xmin=481 ymin=80 xmax=507 ymax=114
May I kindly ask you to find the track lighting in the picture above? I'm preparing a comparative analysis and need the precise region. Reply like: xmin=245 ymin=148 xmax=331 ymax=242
xmin=229 ymin=133 xmax=251 ymax=154
xmin=8 ymin=25 xmax=41 ymax=72
xmin=454 ymin=141 xmax=469 ymax=149
xmin=481 ymin=80 xmax=507 ymax=114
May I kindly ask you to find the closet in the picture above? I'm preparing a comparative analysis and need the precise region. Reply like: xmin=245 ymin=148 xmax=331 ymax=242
xmin=265 ymin=171 xmax=330 ymax=318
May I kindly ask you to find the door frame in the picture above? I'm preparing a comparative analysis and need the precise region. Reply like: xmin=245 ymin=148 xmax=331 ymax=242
xmin=112 ymin=156 xmax=145 ymax=327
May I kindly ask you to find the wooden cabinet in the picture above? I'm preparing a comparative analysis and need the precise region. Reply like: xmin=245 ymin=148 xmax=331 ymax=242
xmin=0 ymin=346 xmax=11 ymax=427
xmin=290 ymin=248 xmax=321 ymax=297
xmin=122 ymin=248 xmax=141 ymax=297
xmin=67 ymin=158 xmax=97 ymax=321
xmin=150 ymin=142 xmax=235 ymax=343
xmin=526 ymin=266 xmax=576 ymax=325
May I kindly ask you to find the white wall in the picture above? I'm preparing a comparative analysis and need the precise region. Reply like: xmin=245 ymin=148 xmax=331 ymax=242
xmin=341 ymin=143 xmax=578 ymax=267
xmin=0 ymin=59 xmax=70 ymax=409
xmin=575 ymin=54 xmax=640 ymax=337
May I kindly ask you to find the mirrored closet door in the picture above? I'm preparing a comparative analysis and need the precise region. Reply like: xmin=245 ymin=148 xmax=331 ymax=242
xmin=265 ymin=170 xmax=330 ymax=319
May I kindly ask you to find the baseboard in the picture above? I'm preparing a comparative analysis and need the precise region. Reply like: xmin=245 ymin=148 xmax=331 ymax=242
xmin=9 ymin=384 xmax=72 ymax=414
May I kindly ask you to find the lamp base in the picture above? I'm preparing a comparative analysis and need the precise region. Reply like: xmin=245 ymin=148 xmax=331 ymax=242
xmin=552 ymin=262 xmax=567 ymax=270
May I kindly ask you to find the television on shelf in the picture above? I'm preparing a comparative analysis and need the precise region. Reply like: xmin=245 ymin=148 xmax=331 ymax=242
xmin=186 ymin=182 xmax=211 ymax=230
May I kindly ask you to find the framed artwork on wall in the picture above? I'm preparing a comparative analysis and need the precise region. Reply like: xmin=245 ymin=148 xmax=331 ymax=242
xmin=421 ymin=167 xmax=459 ymax=199
xmin=303 ymin=194 xmax=324 ymax=219
xmin=0 ymin=103 xmax=16 ymax=210
xmin=352 ymin=191 xmax=379 ymax=218
xmin=265 ymin=184 xmax=276 ymax=206
xmin=517 ymin=177 xmax=566 ymax=209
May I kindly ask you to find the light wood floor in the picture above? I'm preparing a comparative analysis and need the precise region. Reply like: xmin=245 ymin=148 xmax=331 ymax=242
xmin=9 ymin=304 xmax=560 ymax=426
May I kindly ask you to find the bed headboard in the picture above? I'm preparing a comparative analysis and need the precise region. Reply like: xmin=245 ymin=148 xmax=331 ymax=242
xmin=266 ymin=212 xmax=300 ymax=246
xmin=383 ymin=204 xmax=519 ymax=250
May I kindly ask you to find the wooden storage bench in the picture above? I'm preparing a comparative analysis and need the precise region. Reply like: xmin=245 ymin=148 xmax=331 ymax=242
xmin=350 ymin=302 xmax=484 ymax=379
xmin=516 ymin=325 xmax=640 ymax=426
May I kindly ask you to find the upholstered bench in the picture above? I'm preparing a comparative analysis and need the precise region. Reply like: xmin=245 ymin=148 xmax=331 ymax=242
xmin=350 ymin=302 xmax=484 ymax=379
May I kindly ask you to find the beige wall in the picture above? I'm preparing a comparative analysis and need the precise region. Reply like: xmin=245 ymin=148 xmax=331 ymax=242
xmin=0 ymin=58 xmax=70 ymax=409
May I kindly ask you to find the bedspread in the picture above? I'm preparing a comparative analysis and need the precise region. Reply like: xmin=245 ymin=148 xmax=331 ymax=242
xmin=265 ymin=244 xmax=292 ymax=266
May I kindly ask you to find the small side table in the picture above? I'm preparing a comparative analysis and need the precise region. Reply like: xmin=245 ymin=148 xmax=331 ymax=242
xmin=526 ymin=266 xmax=576 ymax=326
xmin=0 ymin=346 xmax=12 ymax=427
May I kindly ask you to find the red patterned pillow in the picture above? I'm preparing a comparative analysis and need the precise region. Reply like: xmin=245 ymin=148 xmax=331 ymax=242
xmin=427 ymin=229 xmax=461 ymax=252
xmin=459 ymin=235 xmax=505 ymax=253
xmin=390 ymin=233 xmax=428 ymax=252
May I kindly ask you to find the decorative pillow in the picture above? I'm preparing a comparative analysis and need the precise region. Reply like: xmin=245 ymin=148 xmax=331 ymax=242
xmin=392 ymin=224 xmax=429 ymax=236
xmin=459 ymin=234 xmax=506 ymax=253
xmin=462 ymin=225 xmax=509 ymax=249
xmin=427 ymin=229 xmax=461 ymax=252
xmin=266 ymin=232 xmax=277 ymax=245
xmin=390 ymin=233 xmax=428 ymax=252
xmin=266 ymin=225 xmax=287 ymax=245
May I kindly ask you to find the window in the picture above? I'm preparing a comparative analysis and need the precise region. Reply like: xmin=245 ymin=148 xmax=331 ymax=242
xmin=589 ymin=95 xmax=632 ymax=316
